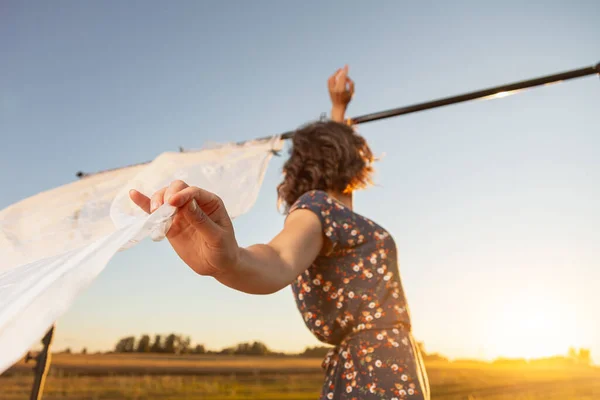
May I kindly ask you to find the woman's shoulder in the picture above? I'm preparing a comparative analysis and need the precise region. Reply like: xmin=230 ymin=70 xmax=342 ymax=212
xmin=291 ymin=190 xmax=346 ymax=213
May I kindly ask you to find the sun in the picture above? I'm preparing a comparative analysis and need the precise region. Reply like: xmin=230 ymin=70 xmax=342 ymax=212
xmin=482 ymin=288 xmax=579 ymax=360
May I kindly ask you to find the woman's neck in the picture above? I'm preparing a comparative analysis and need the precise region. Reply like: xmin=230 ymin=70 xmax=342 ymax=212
xmin=327 ymin=190 xmax=353 ymax=210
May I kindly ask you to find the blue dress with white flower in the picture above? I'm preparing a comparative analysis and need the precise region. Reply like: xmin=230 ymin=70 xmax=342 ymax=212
xmin=290 ymin=190 xmax=430 ymax=399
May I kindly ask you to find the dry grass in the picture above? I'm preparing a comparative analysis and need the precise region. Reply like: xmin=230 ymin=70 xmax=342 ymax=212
xmin=2 ymin=354 xmax=599 ymax=399
xmin=8 ymin=353 xmax=321 ymax=376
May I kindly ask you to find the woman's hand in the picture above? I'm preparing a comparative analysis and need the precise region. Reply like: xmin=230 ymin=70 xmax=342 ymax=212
xmin=328 ymin=65 xmax=354 ymax=122
xmin=129 ymin=180 xmax=240 ymax=277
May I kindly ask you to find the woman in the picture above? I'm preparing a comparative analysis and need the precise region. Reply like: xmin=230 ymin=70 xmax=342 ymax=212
xmin=130 ymin=66 xmax=430 ymax=399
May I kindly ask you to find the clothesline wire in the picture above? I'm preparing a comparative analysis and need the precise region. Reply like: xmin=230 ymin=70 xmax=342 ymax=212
xmin=76 ymin=61 xmax=599 ymax=179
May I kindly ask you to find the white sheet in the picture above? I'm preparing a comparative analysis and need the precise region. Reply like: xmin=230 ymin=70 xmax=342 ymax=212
xmin=0 ymin=136 xmax=282 ymax=374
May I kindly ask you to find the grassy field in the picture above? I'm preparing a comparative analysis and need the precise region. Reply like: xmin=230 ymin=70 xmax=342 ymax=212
xmin=2 ymin=354 xmax=599 ymax=399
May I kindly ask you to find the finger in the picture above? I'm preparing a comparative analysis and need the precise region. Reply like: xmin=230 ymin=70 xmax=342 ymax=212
xmin=180 ymin=198 xmax=223 ymax=240
xmin=347 ymin=77 xmax=355 ymax=95
xmin=168 ymin=186 xmax=217 ymax=208
xmin=170 ymin=186 xmax=230 ymax=227
xmin=329 ymin=68 xmax=341 ymax=88
xmin=164 ymin=180 xmax=189 ymax=204
xmin=335 ymin=69 xmax=347 ymax=90
xmin=328 ymin=75 xmax=336 ymax=90
xmin=338 ymin=65 xmax=348 ymax=80
xmin=129 ymin=190 xmax=151 ymax=214
xmin=150 ymin=187 xmax=168 ymax=213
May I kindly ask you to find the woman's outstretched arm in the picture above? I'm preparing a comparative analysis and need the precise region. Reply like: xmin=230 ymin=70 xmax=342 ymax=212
xmin=130 ymin=181 xmax=324 ymax=295
xmin=218 ymin=209 xmax=324 ymax=294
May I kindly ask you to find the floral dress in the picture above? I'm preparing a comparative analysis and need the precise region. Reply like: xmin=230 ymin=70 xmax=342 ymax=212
xmin=289 ymin=190 xmax=430 ymax=400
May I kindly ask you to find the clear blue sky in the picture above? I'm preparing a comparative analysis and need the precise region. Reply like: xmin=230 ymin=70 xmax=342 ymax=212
xmin=1 ymin=1 xmax=599 ymax=362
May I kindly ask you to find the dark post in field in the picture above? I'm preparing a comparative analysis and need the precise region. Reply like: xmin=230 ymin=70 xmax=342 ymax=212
xmin=26 ymin=325 xmax=55 ymax=400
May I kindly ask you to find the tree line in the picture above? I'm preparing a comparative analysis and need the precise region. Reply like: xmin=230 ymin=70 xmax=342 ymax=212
xmin=112 ymin=333 xmax=331 ymax=357
xmin=112 ymin=334 xmax=434 ymax=358
xmin=115 ymin=334 xmax=204 ymax=355
xmin=106 ymin=334 xmax=593 ymax=365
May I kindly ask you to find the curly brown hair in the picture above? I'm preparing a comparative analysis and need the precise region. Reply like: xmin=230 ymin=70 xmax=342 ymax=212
xmin=277 ymin=120 xmax=375 ymax=212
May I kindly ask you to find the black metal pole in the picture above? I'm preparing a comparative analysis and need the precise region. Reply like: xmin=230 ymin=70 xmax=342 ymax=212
xmin=76 ymin=61 xmax=598 ymax=178
xmin=26 ymin=325 xmax=55 ymax=400
xmin=349 ymin=63 xmax=599 ymax=125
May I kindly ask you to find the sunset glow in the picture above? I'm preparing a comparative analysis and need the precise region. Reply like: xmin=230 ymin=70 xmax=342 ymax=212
xmin=483 ymin=289 xmax=580 ymax=360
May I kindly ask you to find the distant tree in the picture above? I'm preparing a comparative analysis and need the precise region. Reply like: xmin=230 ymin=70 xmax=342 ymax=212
xmin=164 ymin=334 xmax=178 ymax=354
xmin=115 ymin=336 xmax=136 ymax=353
xmin=128 ymin=337 xmax=136 ymax=352
xmin=63 ymin=348 xmax=72 ymax=354
xmin=151 ymin=335 xmax=163 ymax=353
xmin=193 ymin=344 xmax=206 ymax=354
xmin=228 ymin=341 xmax=271 ymax=356
xmin=81 ymin=348 xmax=87 ymax=355
xmin=127 ymin=337 xmax=136 ymax=352
xmin=568 ymin=347 xmax=578 ymax=359
xmin=577 ymin=349 xmax=591 ymax=365
xmin=235 ymin=342 xmax=250 ymax=355
xmin=180 ymin=336 xmax=192 ymax=354
xmin=161 ymin=333 xmax=190 ymax=354
xmin=219 ymin=347 xmax=235 ymax=355
xmin=566 ymin=347 xmax=591 ymax=365
xmin=137 ymin=335 xmax=151 ymax=353
xmin=249 ymin=341 xmax=269 ymax=355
